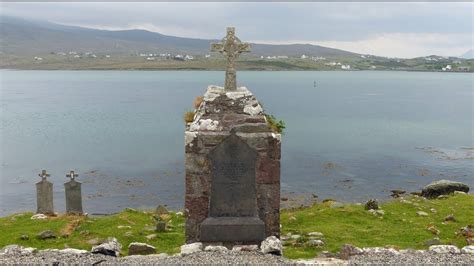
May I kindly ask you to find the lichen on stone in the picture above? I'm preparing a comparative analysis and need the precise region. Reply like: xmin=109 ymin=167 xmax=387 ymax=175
xmin=243 ymin=103 xmax=263 ymax=116
xmin=185 ymin=131 xmax=198 ymax=147
xmin=225 ymin=87 xmax=253 ymax=100
xmin=203 ymin=85 xmax=224 ymax=102
xmin=189 ymin=119 xmax=220 ymax=131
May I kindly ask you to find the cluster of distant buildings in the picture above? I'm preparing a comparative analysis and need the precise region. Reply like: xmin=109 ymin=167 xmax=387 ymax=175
xmin=138 ymin=53 xmax=197 ymax=61
xmin=42 ymin=51 xmax=111 ymax=59
xmin=442 ymin=64 xmax=470 ymax=72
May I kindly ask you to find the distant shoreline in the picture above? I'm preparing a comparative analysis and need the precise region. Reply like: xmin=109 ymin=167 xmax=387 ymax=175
xmin=1 ymin=68 xmax=471 ymax=73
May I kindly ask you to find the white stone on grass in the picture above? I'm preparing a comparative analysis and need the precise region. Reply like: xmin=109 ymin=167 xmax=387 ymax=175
xmin=91 ymin=237 xmax=122 ymax=257
xmin=429 ymin=245 xmax=460 ymax=254
xmin=416 ymin=211 xmax=429 ymax=217
xmin=260 ymin=236 xmax=283 ymax=255
xmin=180 ymin=242 xmax=203 ymax=255
xmin=307 ymin=239 xmax=324 ymax=247
xmin=308 ymin=232 xmax=324 ymax=237
xmin=461 ymin=245 xmax=474 ymax=254
xmin=30 ymin=214 xmax=48 ymax=220
xmin=204 ymin=245 xmax=228 ymax=252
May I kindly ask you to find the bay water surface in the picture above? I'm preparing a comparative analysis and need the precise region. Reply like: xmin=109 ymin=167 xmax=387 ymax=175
xmin=0 ymin=70 xmax=472 ymax=215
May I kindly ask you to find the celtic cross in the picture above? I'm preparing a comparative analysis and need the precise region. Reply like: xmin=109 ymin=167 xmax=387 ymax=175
xmin=211 ymin=27 xmax=251 ymax=91
xmin=38 ymin=170 xmax=50 ymax=181
xmin=66 ymin=170 xmax=79 ymax=180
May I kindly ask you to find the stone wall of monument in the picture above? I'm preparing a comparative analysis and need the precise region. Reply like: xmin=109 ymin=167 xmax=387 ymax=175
xmin=184 ymin=85 xmax=281 ymax=243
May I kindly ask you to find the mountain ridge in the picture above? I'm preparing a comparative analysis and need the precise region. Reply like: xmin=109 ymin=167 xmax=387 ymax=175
xmin=0 ymin=16 xmax=358 ymax=58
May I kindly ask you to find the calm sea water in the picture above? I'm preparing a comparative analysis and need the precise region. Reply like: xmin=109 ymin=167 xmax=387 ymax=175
xmin=0 ymin=70 xmax=472 ymax=215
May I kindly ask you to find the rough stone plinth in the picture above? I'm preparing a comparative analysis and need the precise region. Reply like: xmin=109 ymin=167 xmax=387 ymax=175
xmin=185 ymin=85 xmax=281 ymax=244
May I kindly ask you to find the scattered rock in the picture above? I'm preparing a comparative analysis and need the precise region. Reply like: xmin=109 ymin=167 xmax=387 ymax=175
xmin=281 ymin=197 xmax=288 ymax=201
xmin=461 ymin=245 xmax=474 ymax=254
xmin=155 ymin=205 xmax=169 ymax=215
xmin=59 ymin=248 xmax=88 ymax=255
xmin=424 ymin=238 xmax=441 ymax=246
xmin=390 ymin=190 xmax=406 ymax=198
xmin=444 ymin=214 xmax=456 ymax=222
xmin=289 ymin=216 xmax=297 ymax=221
xmin=19 ymin=235 xmax=29 ymax=240
xmin=145 ymin=234 xmax=157 ymax=240
xmin=368 ymin=209 xmax=385 ymax=216
xmin=421 ymin=180 xmax=470 ymax=198
xmin=365 ymin=199 xmax=379 ymax=210
xmin=430 ymin=208 xmax=437 ymax=213
xmin=91 ymin=237 xmax=122 ymax=257
xmin=175 ymin=211 xmax=183 ymax=216
xmin=308 ymin=232 xmax=324 ymax=237
xmin=260 ymin=236 xmax=283 ymax=255
xmin=37 ymin=230 xmax=56 ymax=240
xmin=454 ymin=191 xmax=467 ymax=195
xmin=429 ymin=245 xmax=460 ymax=254
xmin=30 ymin=214 xmax=48 ymax=220
xmin=123 ymin=231 xmax=133 ymax=238
xmin=416 ymin=211 xmax=428 ymax=217
xmin=232 ymin=245 xmax=259 ymax=252
xmin=0 ymin=245 xmax=37 ymax=256
xmin=117 ymin=225 xmax=132 ymax=229
xmin=307 ymin=239 xmax=324 ymax=247
xmin=128 ymin=242 xmax=156 ymax=255
xmin=290 ymin=234 xmax=301 ymax=240
xmin=204 ymin=245 xmax=228 ymax=252
xmin=459 ymin=225 xmax=474 ymax=245
xmin=427 ymin=225 xmax=440 ymax=235
xmin=339 ymin=244 xmax=363 ymax=259
xmin=180 ymin=242 xmax=203 ymax=255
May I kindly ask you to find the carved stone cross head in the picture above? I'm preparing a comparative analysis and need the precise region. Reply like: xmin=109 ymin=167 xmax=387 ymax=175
xmin=38 ymin=169 xmax=50 ymax=180
xmin=66 ymin=170 xmax=79 ymax=180
xmin=211 ymin=27 xmax=251 ymax=91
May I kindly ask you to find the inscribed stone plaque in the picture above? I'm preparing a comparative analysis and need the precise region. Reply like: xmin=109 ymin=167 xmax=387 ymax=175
xmin=36 ymin=180 xmax=54 ymax=214
xmin=208 ymin=133 xmax=258 ymax=217
xmin=64 ymin=180 xmax=83 ymax=214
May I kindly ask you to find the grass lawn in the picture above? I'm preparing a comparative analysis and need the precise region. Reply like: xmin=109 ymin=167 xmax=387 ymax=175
xmin=0 ymin=194 xmax=472 ymax=258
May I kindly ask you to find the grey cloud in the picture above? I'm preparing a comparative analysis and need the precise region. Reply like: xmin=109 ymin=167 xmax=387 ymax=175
xmin=1 ymin=2 xmax=472 ymax=42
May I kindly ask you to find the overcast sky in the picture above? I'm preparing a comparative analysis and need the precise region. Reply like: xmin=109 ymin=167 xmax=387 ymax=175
xmin=1 ymin=2 xmax=472 ymax=58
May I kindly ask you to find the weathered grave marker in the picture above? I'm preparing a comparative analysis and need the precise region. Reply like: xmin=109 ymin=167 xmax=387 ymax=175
xmin=185 ymin=27 xmax=281 ymax=245
xmin=64 ymin=170 xmax=83 ymax=215
xmin=36 ymin=170 xmax=54 ymax=215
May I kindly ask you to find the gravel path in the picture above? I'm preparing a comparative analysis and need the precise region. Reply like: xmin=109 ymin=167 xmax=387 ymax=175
xmin=350 ymin=250 xmax=474 ymax=265
xmin=1 ymin=249 xmax=473 ymax=265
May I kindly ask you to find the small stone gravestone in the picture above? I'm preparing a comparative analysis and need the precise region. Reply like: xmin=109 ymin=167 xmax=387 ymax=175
xmin=64 ymin=170 xmax=83 ymax=215
xmin=36 ymin=170 xmax=54 ymax=215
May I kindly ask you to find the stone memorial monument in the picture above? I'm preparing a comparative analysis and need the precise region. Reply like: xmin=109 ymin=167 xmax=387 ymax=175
xmin=64 ymin=170 xmax=83 ymax=215
xmin=185 ymin=27 xmax=281 ymax=245
xmin=36 ymin=170 xmax=54 ymax=215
